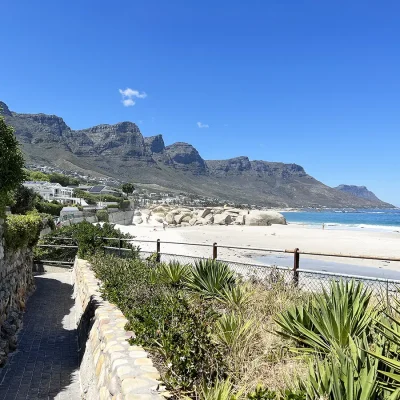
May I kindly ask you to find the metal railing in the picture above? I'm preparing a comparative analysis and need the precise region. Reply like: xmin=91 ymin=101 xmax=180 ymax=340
xmin=34 ymin=236 xmax=400 ymax=308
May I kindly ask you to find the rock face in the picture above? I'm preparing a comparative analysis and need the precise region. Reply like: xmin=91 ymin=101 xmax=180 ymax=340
xmin=335 ymin=185 xmax=391 ymax=207
xmin=1 ymin=100 xmax=394 ymax=208
xmin=245 ymin=211 xmax=287 ymax=226
xmin=144 ymin=134 xmax=165 ymax=153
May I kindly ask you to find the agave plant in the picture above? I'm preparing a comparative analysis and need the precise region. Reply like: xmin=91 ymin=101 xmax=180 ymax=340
xmin=366 ymin=298 xmax=400 ymax=396
xmin=156 ymin=261 xmax=191 ymax=286
xmin=185 ymin=259 xmax=235 ymax=298
xmin=300 ymin=335 xmax=393 ymax=399
xmin=199 ymin=379 xmax=238 ymax=400
xmin=275 ymin=280 xmax=376 ymax=354
xmin=213 ymin=311 xmax=256 ymax=350
xmin=217 ymin=284 xmax=253 ymax=309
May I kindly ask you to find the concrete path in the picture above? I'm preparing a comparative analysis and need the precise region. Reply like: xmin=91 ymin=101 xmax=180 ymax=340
xmin=0 ymin=272 xmax=80 ymax=400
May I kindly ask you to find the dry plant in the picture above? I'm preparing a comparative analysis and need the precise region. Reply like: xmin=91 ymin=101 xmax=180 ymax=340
xmin=219 ymin=281 xmax=310 ymax=396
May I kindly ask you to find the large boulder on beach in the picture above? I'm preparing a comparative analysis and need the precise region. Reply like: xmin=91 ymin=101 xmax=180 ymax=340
xmin=213 ymin=213 xmax=232 ymax=225
xmin=234 ymin=215 xmax=245 ymax=225
xmin=189 ymin=217 xmax=197 ymax=226
xmin=198 ymin=208 xmax=212 ymax=218
xmin=204 ymin=213 xmax=214 ymax=223
xmin=153 ymin=206 xmax=170 ymax=213
xmin=245 ymin=211 xmax=286 ymax=226
xmin=165 ymin=212 xmax=176 ymax=224
xmin=133 ymin=216 xmax=143 ymax=224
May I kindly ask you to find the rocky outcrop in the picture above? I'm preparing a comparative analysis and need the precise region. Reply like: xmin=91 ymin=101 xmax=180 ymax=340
xmin=334 ymin=185 xmax=392 ymax=207
xmin=140 ymin=205 xmax=286 ymax=227
xmin=144 ymin=134 xmax=165 ymax=153
xmin=163 ymin=142 xmax=207 ymax=173
xmin=245 ymin=211 xmax=287 ymax=226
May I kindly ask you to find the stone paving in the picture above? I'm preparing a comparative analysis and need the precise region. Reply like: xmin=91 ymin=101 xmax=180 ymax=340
xmin=0 ymin=272 xmax=80 ymax=400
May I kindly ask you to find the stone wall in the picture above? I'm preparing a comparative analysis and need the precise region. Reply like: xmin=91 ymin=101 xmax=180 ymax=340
xmin=108 ymin=210 xmax=134 ymax=225
xmin=73 ymin=258 xmax=163 ymax=400
xmin=0 ymin=219 xmax=35 ymax=366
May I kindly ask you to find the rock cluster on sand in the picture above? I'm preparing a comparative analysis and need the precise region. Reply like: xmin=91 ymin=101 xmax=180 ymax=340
xmin=141 ymin=205 xmax=286 ymax=227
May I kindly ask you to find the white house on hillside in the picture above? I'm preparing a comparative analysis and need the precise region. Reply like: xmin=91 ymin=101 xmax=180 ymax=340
xmin=23 ymin=181 xmax=86 ymax=205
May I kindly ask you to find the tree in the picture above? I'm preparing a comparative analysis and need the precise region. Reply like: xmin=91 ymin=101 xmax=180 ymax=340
xmin=10 ymin=185 xmax=40 ymax=214
xmin=0 ymin=114 xmax=26 ymax=213
xmin=121 ymin=183 xmax=135 ymax=196
xmin=25 ymin=169 xmax=50 ymax=181
xmin=49 ymin=173 xmax=79 ymax=186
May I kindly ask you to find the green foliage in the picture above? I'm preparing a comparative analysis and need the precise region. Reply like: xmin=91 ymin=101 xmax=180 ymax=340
xmin=96 ymin=209 xmax=109 ymax=222
xmin=121 ymin=182 xmax=135 ymax=195
xmin=301 ymin=335 xmax=386 ymax=399
xmin=155 ymin=261 xmax=191 ymax=286
xmin=25 ymin=169 xmax=50 ymax=181
xmin=120 ymin=199 xmax=131 ymax=210
xmin=275 ymin=280 xmax=375 ymax=354
xmin=247 ymin=385 xmax=305 ymax=400
xmin=35 ymin=200 xmax=64 ymax=216
xmin=4 ymin=213 xmax=42 ymax=250
xmin=90 ymin=254 xmax=226 ymax=393
xmin=213 ymin=311 xmax=256 ymax=350
xmin=36 ymin=221 xmax=138 ymax=261
xmin=217 ymin=284 xmax=253 ymax=309
xmin=200 ymin=379 xmax=237 ymax=400
xmin=10 ymin=185 xmax=40 ymax=214
xmin=107 ymin=204 xmax=119 ymax=209
xmin=48 ymin=172 xmax=79 ymax=186
xmin=184 ymin=259 xmax=236 ymax=299
xmin=0 ymin=114 xmax=26 ymax=214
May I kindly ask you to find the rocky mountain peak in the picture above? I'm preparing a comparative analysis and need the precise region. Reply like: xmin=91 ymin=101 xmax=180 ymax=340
xmin=144 ymin=134 xmax=165 ymax=153
xmin=335 ymin=184 xmax=386 ymax=204
xmin=0 ymin=101 xmax=12 ymax=116
xmin=164 ymin=142 xmax=207 ymax=173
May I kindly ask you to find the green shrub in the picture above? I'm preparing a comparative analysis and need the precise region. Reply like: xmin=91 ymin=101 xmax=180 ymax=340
xmin=275 ymin=280 xmax=375 ymax=354
xmin=90 ymin=254 xmax=227 ymax=393
xmin=155 ymin=261 xmax=191 ymax=286
xmin=185 ymin=259 xmax=236 ymax=299
xmin=36 ymin=221 xmax=138 ymax=260
xmin=107 ymin=204 xmax=119 ymax=209
xmin=36 ymin=200 xmax=64 ymax=216
xmin=4 ymin=213 xmax=42 ymax=250
xmin=0 ymin=114 xmax=26 ymax=215
xmin=96 ymin=209 xmax=109 ymax=222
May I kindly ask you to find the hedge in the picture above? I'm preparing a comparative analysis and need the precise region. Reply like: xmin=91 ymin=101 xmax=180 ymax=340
xmin=4 ymin=213 xmax=42 ymax=250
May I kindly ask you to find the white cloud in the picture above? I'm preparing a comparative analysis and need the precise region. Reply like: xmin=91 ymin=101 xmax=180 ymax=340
xmin=119 ymin=88 xmax=147 ymax=107
xmin=197 ymin=121 xmax=209 ymax=128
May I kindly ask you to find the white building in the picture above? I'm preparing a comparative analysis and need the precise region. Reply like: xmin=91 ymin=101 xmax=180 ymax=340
xmin=23 ymin=181 xmax=85 ymax=205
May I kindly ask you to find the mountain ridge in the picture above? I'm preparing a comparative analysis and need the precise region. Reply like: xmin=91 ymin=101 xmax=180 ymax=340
xmin=0 ymin=101 xmax=394 ymax=208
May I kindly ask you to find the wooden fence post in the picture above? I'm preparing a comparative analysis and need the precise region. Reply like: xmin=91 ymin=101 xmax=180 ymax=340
xmin=213 ymin=243 xmax=218 ymax=260
xmin=293 ymin=248 xmax=300 ymax=286
xmin=156 ymin=239 xmax=161 ymax=262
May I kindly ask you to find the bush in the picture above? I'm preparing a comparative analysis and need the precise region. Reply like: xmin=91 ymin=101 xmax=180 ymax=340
xmin=10 ymin=185 xmax=40 ymax=214
xmin=96 ymin=209 xmax=109 ymax=222
xmin=0 ymin=114 xmax=26 ymax=214
xmin=4 ymin=213 xmax=42 ymax=250
xmin=36 ymin=200 xmax=64 ymax=216
xmin=37 ymin=221 xmax=138 ymax=260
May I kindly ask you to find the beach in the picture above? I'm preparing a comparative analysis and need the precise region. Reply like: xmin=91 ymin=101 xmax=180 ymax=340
xmin=115 ymin=221 xmax=400 ymax=278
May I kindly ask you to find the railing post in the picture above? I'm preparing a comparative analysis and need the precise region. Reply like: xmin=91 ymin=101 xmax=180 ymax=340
xmin=119 ymin=238 xmax=122 ymax=257
xmin=213 ymin=243 xmax=218 ymax=260
xmin=156 ymin=239 xmax=161 ymax=262
xmin=293 ymin=248 xmax=300 ymax=286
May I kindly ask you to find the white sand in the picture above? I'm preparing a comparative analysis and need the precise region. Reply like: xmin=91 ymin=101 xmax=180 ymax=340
xmin=115 ymin=217 xmax=400 ymax=274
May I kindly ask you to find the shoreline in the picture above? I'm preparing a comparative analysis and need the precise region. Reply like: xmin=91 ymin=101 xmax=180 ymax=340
xmin=115 ymin=222 xmax=400 ymax=277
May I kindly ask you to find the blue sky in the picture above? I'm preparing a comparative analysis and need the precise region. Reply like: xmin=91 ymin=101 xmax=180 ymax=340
xmin=1 ymin=1 xmax=400 ymax=205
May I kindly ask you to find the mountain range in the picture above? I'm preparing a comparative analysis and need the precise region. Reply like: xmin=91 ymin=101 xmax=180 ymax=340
xmin=0 ymin=101 xmax=393 ymax=208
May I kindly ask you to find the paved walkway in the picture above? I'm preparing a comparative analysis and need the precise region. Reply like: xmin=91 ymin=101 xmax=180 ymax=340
xmin=0 ymin=272 xmax=80 ymax=400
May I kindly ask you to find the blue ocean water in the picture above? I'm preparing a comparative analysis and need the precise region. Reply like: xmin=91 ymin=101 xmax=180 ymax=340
xmin=281 ymin=209 xmax=400 ymax=230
